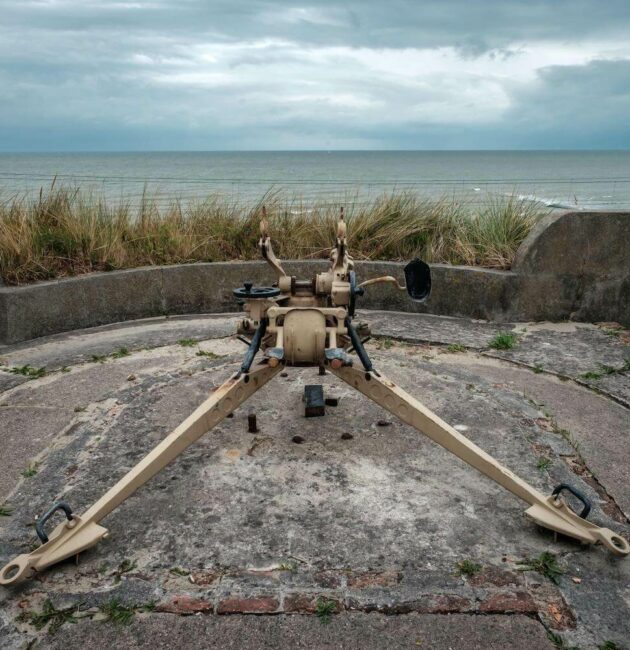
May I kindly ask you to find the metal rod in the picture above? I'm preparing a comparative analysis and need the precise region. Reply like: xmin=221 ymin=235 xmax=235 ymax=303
xmin=238 ymin=319 xmax=267 ymax=376
xmin=345 ymin=318 xmax=373 ymax=372
xmin=346 ymin=336 xmax=371 ymax=354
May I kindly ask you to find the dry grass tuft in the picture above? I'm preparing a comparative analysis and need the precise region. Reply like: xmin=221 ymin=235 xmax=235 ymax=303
xmin=0 ymin=186 xmax=547 ymax=285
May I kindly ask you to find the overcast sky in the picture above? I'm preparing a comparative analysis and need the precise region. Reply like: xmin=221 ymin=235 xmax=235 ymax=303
xmin=1 ymin=0 xmax=630 ymax=151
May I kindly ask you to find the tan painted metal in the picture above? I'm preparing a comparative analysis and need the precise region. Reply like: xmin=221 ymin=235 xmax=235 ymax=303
xmin=358 ymin=276 xmax=406 ymax=291
xmin=259 ymin=206 xmax=287 ymax=279
xmin=1 ymin=207 xmax=627 ymax=586
xmin=283 ymin=309 xmax=327 ymax=364
xmin=330 ymin=365 xmax=629 ymax=555
xmin=0 ymin=364 xmax=281 ymax=585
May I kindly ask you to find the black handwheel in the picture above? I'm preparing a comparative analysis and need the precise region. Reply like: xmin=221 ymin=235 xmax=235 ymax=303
xmin=233 ymin=282 xmax=281 ymax=299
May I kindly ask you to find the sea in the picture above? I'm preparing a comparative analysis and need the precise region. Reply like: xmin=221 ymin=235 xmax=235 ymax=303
xmin=1 ymin=150 xmax=629 ymax=211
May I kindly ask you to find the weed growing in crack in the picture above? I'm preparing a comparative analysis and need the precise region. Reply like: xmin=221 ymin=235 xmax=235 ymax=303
xmin=580 ymin=359 xmax=630 ymax=381
xmin=169 ymin=567 xmax=190 ymax=576
xmin=278 ymin=561 xmax=298 ymax=572
xmin=537 ymin=457 xmax=552 ymax=471
xmin=517 ymin=551 xmax=564 ymax=584
xmin=21 ymin=463 xmax=39 ymax=478
xmin=99 ymin=599 xmax=135 ymax=625
xmin=554 ymin=426 xmax=583 ymax=460
xmin=195 ymin=350 xmax=223 ymax=359
xmin=90 ymin=354 xmax=107 ymax=363
xmin=8 ymin=365 xmax=46 ymax=379
xmin=523 ymin=393 xmax=543 ymax=409
xmin=581 ymin=365 xmax=616 ymax=380
xmin=17 ymin=599 xmax=81 ymax=634
xmin=111 ymin=347 xmax=131 ymax=359
xmin=0 ymin=504 xmax=13 ymax=516
xmin=455 ymin=559 xmax=482 ymax=577
xmin=489 ymin=331 xmax=519 ymax=350
xmin=178 ymin=338 xmax=198 ymax=347
xmin=598 ymin=641 xmax=622 ymax=650
xmin=533 ymin=364 xmax=544 ymax=374
xmin=315 ymin=597 xmax=336 ymax=624
xmin=112 ymin=558 xmax=137 ymax=583
xmin=547 ymin=630 xmax=580 ymax=650
xmin=445 ymin=343 xmax=466 ymax=353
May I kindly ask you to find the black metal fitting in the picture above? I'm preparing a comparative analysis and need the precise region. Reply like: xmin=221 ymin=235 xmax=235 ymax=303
xmin=35 ymin=501 xmax=74 ymax=544
xmin=552 ymin=483 xmax=592 ymax=519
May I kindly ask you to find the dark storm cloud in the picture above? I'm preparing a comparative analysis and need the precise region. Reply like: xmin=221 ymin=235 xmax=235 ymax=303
xmin=0 ymin=0 xmax=629 ymax=149
xmin=502 ymin=59 xmax=630 ymax=147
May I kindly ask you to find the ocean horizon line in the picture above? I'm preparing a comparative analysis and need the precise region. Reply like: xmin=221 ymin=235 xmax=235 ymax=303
xmin=2 ymin=148 xmax=630 ymax=155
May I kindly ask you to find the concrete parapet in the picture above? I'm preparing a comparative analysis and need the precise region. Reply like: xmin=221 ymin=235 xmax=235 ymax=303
xmin=512 ymin=211 xmax=629 ymax=324
xmin=0 ymin=211 xmax=628 ymax=344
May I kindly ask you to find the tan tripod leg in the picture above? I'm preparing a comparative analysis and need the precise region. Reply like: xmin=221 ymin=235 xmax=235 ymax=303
xmin=331 ymin=365 xmax=629 ymax=556
xmin=0 ymin=363 xmax=282 ymax=585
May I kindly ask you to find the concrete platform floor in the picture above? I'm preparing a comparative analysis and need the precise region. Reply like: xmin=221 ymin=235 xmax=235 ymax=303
xmin=0 ymin=312 xmax=628 ymax=649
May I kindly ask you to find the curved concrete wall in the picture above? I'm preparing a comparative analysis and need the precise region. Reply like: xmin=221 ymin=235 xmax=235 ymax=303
xmin=0 ymin=211 xmax=628 ymax=344
xmin=511 ymin=211 xmax=630 ymax=325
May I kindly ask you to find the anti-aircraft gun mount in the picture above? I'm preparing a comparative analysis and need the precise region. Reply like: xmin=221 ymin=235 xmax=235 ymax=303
xmin=1 ymin=208 xmax=628 ymax=586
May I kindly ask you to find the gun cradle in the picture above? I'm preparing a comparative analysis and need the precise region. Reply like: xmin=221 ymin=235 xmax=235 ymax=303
xmin=1 ymin=210 xmax=627 ymax=587
xmin=283 ymin=309 xmax=327 ymax=364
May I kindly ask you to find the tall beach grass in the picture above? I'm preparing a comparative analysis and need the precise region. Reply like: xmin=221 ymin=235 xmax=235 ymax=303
xmin=0 ymin=186 xmax=547 ymax=285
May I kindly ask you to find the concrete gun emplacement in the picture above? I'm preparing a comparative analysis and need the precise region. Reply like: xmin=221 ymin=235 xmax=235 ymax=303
xmin=1 ymin=208 xmax=627 ymax=586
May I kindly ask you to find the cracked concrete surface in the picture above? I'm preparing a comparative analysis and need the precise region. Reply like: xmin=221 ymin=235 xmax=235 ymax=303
xmin=44 ymin=612 xmax=553 ymax=649
xmin=0 ymin=312 xmax=628 ymax=649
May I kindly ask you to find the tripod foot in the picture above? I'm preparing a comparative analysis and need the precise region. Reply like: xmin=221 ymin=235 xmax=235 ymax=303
xmin=1 ymin=363 xmax=282 ymax=585
xmin=330 ymin=365 xmax=629 ymax=556
xmin=525 ymin=499 xmax=629 ymax=555
xmin=0 ymin=517 xmax=108 ymax=585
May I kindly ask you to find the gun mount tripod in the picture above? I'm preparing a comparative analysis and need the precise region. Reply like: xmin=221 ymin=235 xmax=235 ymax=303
xmin=1 ymin=209 xmax=628 ymax=586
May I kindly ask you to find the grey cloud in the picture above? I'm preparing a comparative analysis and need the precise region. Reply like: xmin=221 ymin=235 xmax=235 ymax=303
xmin=4 ymin=0 xmax=630 ymax=49
xmin=500 ymin=59 xmax=630 ymax=147
xmin=1 ymin=1 xmax=630 ymax=149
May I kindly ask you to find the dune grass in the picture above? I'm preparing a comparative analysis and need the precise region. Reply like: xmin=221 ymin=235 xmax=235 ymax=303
xmin=0 ymin=186 xmax=546 ymax=285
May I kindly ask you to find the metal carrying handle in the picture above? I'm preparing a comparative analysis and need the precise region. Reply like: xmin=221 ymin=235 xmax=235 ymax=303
xmin=357 ymin=276 xmax=406 ymax=291
xmin=35 ymin=501 xmax=74 ymax=544
xmin=552 ymin=484 xmax=592 ymax=519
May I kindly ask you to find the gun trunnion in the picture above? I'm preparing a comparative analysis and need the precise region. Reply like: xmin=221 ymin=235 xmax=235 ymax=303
xmin=1 ymin=209 xmax=627 ymax=586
